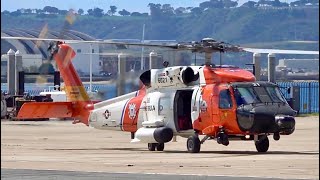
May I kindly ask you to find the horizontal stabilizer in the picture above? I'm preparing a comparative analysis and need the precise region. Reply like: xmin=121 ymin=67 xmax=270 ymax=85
xmin=17 ymin=102 xmax=73 ymax=119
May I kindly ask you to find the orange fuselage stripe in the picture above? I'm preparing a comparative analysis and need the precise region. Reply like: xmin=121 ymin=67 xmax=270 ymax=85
xmin=121 ymin=89 xmax=146 ymax=132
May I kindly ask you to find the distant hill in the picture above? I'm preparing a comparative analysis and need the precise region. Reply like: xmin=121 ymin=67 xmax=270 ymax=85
xmin=1 ymin=7 xmax=319 ymax=67
xmin=2 ymin=7 xmax=318 ymax=42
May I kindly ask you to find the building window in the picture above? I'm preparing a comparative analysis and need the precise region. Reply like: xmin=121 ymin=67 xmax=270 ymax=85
xmin=92 ymin=49 xmax=94 ymax=53
xmin=77 ymin=49 xmax=81 ymax=53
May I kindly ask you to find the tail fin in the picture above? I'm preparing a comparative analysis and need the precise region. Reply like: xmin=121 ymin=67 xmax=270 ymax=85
xmin=53 ymin=43 xmax=93 ymax=125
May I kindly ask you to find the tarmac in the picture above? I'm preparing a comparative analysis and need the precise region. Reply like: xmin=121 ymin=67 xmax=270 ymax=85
xmin=1 ymin=116 xmax=319 ymax=179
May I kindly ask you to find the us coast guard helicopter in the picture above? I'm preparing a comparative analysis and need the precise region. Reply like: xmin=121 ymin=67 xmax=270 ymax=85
xmin=3 ymin=36 xmax=318 ymax=153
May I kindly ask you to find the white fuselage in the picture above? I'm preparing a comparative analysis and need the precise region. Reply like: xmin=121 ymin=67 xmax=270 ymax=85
xmin=88 ymin=66 xmax=205 ymax=142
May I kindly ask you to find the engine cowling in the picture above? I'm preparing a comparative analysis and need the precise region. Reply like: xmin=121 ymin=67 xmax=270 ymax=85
xmin=140 ymin=66 xmax=199 ymax=88
xmin=179 ymin=67 xmax=199 ymax=84
xmin=131 ymin=127 xmax=173 ymax=143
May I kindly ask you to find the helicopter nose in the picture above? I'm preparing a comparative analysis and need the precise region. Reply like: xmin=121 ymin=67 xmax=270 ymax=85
xmin=237 ymin=112 xmax=295 ymax=134
xmin=275 ymin=115 xmax=295 ymax=135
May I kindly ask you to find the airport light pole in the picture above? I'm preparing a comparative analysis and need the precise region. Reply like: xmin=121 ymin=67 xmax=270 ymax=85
xmin=141 ymin=24 xmax=145 ymax=70
xmin=89 ymin=43 xmax=92 ymax=92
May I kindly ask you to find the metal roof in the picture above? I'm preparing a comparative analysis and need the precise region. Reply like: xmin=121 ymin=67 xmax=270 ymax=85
xmin=1 ymin=28 xmax=96 ymax=59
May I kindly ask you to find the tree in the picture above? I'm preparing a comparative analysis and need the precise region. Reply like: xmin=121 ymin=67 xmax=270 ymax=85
xmin=174 ymin=7 xmax=186 ymax=15
xmin=88 ymin=8 xmax=103 ymax=17
xmin=190 ymin=7 xmax=202 ymax=16
xmin=109 ymin=6 xmax=117 ymax=16
xmin=58 ymin=10 xmax=68 ymax=15
xmin=43 ymin=6 xmax=59 ymax=14
xmin=213 ymin=0 xmax=224 ymax=8
xmin=200 ymin=0 xmax=224 ymax=9
xmin=199 ymin=1 xmax=213 ymax=9
xmin=35 ymin=9 xmax=44 ymax=14
xmin=241 ymin=1 xmax=257 ymax=8
xmin=78 ymin=8 xmax=84 ymax=15
xmin=141 ymin=13 xmax=148 ymax=17
xmin=131 ymin=12 xmax=143 ymax=16
xmin=148 ymin=3 xmax=162 ymax=18
xmin=119 ymin=9 xmax=130 ymax=16
xmin=87 ymin=9 xmax=93 ymax=16
xmin=161 ymin=4 xmax=174 ymax=16
xmin=25 ymin=8 xmax=32 ymax=14
xmin=2 ymin=10 xmax=10 ymax=15
xmin=10 ymin=10 xmax=22 ymax=16
xmin=93 ymin=7 xmax=104 ymax=17
xmin=223 ymin=0 xmax=238 ymax=8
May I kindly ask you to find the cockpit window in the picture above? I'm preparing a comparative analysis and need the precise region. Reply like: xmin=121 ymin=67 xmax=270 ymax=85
xmin=219 ymin=89 xmax=233 ymax=109
xmin=253 ymin=87 xmax=272 ymax=102
xmin=234 ymin=87 xmax=258 ymax=106
xmin=265 ymin=86 xmax=286 ymax=102
xmin=234 ymin=85 xmax=286 ymax=106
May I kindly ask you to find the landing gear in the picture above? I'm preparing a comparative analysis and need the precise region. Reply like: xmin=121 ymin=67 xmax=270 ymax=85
xmin=156 ymin=143 xmax=164 ymax=151
xmin=255 ymin=135 xmax=269 ymax=152
xmin=187 ymin=135 xmax=201 ymax=153
xmin=273 ymin=132 xmax=280 ymax=141
xmin=148 ymin=143 xmax=165 ymax=151
xmin=217 ymin=131 xmax=229 ymax=146
xmin=148 ymin=143 xmax=156 ymax=151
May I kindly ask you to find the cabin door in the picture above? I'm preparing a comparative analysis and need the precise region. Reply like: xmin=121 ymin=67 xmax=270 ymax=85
xmin=218 ymin=89 xmax=234 ymax=124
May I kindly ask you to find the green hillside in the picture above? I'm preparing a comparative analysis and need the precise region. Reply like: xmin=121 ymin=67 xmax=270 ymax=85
xmin=2 ymin=7 xmax=318 ymax=44
xmin=1 ymin=6 xmax=319 ymax=67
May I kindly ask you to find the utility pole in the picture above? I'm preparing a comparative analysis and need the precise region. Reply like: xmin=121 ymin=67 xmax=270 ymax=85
xmin=89 ymin=43 xmax=92 ymax=92
xmin=141 ymin=24 xmax=145 ymax=70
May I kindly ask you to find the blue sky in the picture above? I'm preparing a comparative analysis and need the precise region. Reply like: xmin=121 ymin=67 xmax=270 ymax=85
xmin=1 ymin=0 xmax=211 ymax=13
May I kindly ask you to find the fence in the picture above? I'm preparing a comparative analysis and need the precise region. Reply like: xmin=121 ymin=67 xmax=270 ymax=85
xmin=1 ymin=81 xmax=319 ymax=114
xmin=277 ymin=81 xmax=319 ymax=114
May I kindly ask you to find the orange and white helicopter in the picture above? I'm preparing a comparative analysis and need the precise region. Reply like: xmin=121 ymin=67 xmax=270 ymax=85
xmin=2 ymin=36 xmax=319 ymax=153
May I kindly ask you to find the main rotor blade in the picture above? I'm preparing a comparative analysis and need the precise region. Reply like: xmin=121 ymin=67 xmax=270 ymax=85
xmin=242 ymin=40 xmax=319 ymax=48
xmin=3 ymin=36 xmax=318 ymax=55
xmin=1 ymin=36 xmax=179 ymax=48
xmin=241 ymin=47 xmax=319 ymax=55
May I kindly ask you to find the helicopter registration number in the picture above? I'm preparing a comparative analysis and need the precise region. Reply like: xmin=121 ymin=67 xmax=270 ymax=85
xmin=158 ymin=77 xmax=168 ymax=83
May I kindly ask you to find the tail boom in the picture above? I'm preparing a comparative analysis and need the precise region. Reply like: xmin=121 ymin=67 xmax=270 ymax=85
xmin=53 ymin=43 xmax=93 ymax=125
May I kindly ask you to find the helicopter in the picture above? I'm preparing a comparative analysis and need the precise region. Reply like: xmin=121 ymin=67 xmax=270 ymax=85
xmin=1 ymin=36 xmax=319 ymax=153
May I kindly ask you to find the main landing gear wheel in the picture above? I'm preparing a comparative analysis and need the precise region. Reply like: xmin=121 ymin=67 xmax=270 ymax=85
xmin=148 ymin=143 xmax=165 ymax=151
xmin=156 ymin=143 xmax=164 ymax=151
xmin=255 ymin=135 xmax=269 ymax=152
xmin=187 ymin=135 xmax=201 ymax=153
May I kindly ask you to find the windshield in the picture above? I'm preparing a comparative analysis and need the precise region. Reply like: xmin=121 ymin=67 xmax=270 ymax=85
xmin=234 ymin=86 xmax=286 ymax=106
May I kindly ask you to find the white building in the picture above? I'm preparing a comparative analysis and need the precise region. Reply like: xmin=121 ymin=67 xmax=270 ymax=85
xmin=276 ymin=59 xmax=319 ymax=72
xmin=67 ymin=42 xmax=101 ymax=76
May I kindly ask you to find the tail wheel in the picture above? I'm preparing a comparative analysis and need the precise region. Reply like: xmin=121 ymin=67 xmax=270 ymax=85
xmin=148 ymin=143 xmax=157 ymax=151
xmin=255 ymin=135 xmax=269 ymax=152
xmin=156 ymin=143 xmax=165 ymax=151
xmin=187 ymin=135 xmax=201 ymax=153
